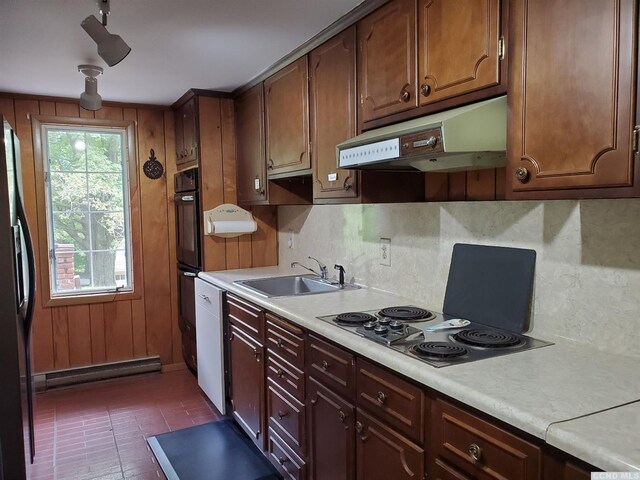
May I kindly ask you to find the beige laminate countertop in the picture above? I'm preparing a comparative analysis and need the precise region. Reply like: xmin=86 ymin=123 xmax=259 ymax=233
xmin=199 ymin=266 xmax=640 ymax=472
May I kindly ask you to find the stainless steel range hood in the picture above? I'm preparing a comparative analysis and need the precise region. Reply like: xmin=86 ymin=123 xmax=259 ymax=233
xmin=337 ymin=95 xmax=506 ymax=172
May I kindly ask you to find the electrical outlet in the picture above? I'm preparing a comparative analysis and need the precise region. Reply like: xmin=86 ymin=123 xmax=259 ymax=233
xmin=287 ymin=231 xmax=294 ymax=249
xmin=379 ymin=238 xmax=391 ymax=266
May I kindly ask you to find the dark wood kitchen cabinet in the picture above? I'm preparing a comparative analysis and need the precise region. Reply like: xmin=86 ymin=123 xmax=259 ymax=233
xmin=418 ymin=0 xmax=502 ymax=106
xmin=430 ymin=398 xmax=541 ymax=480
xmin=264 ymin=56 xmax=311 ymax=178
xmin=235 ymin=83 xmax=268 ymax=204
xmin=358 ymin=0 xmax=417 ymax=125
xmin=507 ymin=0 xmax=640 ymax=199
xmin=356 ymin=408 xmax=424 ymax=480
xmin=227 ymin=294 xmax=266 ymax=450
xmin=310 ymin=26 xmax=358 ymax=201
xmin=174 ymin=96 xmax=198 ymax=166
xmin=307 ymin=376 xmax=356 ymax=480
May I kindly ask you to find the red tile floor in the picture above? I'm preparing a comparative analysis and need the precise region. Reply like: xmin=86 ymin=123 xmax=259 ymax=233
xmin=26 ymin=369 xmax=222 ymax=480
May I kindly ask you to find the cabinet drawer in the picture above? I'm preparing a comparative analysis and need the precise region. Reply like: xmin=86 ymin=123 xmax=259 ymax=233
xmin=307 ymin=335 xmax=356 ymax=401
xmin=266 ymin=313 xmax=304 ymax=368
xmin=267 ymin=352 xmax=305 ymax=402
xmin=267 ymin=380 xmax=306 ymax=456
xmin=433 ymin=399 xmax=541 ymax=480
xmin=227 ymin=293 xmax=265 ymax=341
xmin=268 ymin=427 xmax=306 ymax=480
xmin=357 ymin=358 xmax=424 ymax=443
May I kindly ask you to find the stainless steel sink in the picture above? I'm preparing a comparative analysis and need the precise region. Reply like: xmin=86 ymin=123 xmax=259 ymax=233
xmin=234 ymin=275 xmax=359 ymax=297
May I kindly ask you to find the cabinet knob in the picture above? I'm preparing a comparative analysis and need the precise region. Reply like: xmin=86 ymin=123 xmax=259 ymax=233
xmin=278 ymin=457 xmax=288 ymax=466
xmin=321 ymin=360 xmax=329 ymax=371
xmin=276 ymin=338 xmax=284 ymax=348
xmin=267 ymin=158 xmax=274 ymax=170
xmin=276 ymin=369 xmax=285 ymax=378
xmin=355 ymin=420 xmax=364 ymax=433
xmin=400 ymin=90 xmax=411 ymax=103
xmin=277 ymin=410 xmax=288 ymax=420
xmin=253 ymin=348 xmax=260 ymax=361
xmin=515 ymin=167 xmax=530 ymax=183
xmin=468 ymin=443 xmax=483 ymax=462
xmin=420 ymin=84 xmax=431 ymax=97
xmin=338 ymin=410 xmax=346 ymax=423
xmin=376 ymin=391 xmax=387 ymax=405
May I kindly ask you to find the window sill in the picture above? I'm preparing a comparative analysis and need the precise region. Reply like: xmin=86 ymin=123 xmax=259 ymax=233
xmin=44 ymin=289 xmax=141 ymax=307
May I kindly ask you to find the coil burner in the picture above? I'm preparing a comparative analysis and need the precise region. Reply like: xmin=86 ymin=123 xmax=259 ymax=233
xmin=453 ymin=329 xmax=522 ymax=349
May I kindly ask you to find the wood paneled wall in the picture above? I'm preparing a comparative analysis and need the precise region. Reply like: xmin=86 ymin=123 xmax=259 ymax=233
xmin=197 ymin=96 xmax=278 ymax=272
xmin=1 ymin=93 xmax=279 ymax=374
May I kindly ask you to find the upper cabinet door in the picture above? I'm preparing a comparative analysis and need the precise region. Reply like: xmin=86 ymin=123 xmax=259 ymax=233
xmin=180 ymin=97 xmax=198 ymax=165
xmin=235 ymin=84 xmax=268 ymax=204
xmin=508 ymin=0 xmax=639 ymax=197
xmin=310 ymin=26 xmax=359 ymax=201
xmin=264 ymin=56 xmax=311 ymax=177
xmin=418 ymin=0 xmax=501 ymax=105
xmin=358 ymin=0 xmax=417 ymax=125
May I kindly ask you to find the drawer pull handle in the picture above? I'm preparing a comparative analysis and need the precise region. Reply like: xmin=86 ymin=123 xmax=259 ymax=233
xmin=278 ymin=457 xmax=288 ymax=466
xmin=355 ymin=420 xmax=364 ymax=433
xmin=277 ymin=410 xmax=288 ymax=420
xmin=338 ymin=411 xmax=346 ymax=423
xmin=321 ymin=360 xmax=329 ymax=371
xmin=468 ymin=443 xmax=483 ymax=462
xmin=276 ymin=369 xmax=285 ymax=378
xmin=198 ymin=294 xmax=210 ymax=302
xmin=376 ymin=391 xmax=387 ymax=404
xmin=276 ymin=338 xmax=284 ymax=348
xmin=253 ymin=348 xmax=260 ymax=361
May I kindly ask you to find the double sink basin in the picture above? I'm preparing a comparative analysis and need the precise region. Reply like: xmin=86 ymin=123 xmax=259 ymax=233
xmin=234 ymin=274 xmax=359 ymax=298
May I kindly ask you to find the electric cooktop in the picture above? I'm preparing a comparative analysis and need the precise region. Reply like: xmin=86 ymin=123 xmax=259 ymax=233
xmin=317 ymin=305 xmax=552 ymax=368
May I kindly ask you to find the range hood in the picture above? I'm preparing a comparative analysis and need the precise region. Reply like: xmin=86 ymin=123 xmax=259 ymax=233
xmin=337 ymin=96 xmax=506 ymax=172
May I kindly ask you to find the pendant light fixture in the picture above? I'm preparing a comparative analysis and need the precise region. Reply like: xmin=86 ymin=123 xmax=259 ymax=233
xmin=81 ymin=0 xmax=131 ymax=67
xmin=78 ymin=65 xmax=103 ymax=111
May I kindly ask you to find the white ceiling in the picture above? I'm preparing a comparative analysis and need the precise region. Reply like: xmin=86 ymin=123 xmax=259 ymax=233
xmin=0 ymin=0 xmax=363 ymax=105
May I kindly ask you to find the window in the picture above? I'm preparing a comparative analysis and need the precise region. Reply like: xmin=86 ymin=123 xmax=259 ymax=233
xmin=33 ymin=116 xmax=140 ymax=304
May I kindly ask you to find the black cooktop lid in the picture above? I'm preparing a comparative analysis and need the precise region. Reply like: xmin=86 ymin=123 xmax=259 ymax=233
xmin=443 ymin=243 xmax=536 ymax=333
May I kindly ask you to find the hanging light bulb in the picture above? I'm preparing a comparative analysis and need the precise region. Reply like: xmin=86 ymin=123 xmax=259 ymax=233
xmin=78 ymin=65 xmax=103 ymax=111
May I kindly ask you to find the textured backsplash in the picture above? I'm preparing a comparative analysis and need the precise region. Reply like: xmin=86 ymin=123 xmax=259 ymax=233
xmin=278 ymin=200 xmax=640 ymax=356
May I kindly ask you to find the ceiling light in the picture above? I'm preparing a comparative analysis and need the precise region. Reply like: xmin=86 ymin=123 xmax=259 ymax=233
xmin=81 ymin=15 xmax=131 ymax=67
xmin=78 ymin=65 xmax=103 ymax=111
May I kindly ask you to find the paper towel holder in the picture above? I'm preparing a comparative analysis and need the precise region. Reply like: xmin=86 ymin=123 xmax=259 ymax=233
xmin=203 ymin=204 xmax=258 ymax=238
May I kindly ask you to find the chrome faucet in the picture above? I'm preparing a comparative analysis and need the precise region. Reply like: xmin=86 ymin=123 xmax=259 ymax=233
xmin=307 ymin=256 xmax=328 ymax=280
xmin=290 ymin=256 xmax=328 ymax=280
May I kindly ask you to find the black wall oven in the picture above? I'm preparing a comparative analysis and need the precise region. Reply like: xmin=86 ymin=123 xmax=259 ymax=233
xmin=175 ymin=168 xmax=200 ymax=373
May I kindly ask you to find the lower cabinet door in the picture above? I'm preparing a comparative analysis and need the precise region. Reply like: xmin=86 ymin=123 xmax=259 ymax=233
xmin=431 ymin=457 xmax=474 ymax=480
xmin=229 ymin=324 xmax=265 ymax=449
xmin=307 ymin=376 xmax=355 ymax=480
xmin=355 ymin=408 xmax=424 ymax=480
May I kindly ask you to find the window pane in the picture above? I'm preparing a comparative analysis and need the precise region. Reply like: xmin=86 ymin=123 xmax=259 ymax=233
xmin=47 ymin=130 xmax=87 ymax=172
xmin=45 ymin=125 xmax=132 ymax=297
xmin=50 ymin=172 xmax=88 ymax=212
xmin=90 ymin=212 xmax=125 ymax=250
xmin=91 ymin=251 xmax=118 ymax=288
xmin=53 ymin=212 xmax=89 ymax=251
xmin=88 ymin=173 xmax=124 ymax=211
xmin=85 ymin=132 xmax=123 ymax=172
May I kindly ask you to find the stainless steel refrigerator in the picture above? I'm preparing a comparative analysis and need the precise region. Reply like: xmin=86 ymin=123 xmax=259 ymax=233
xmin=0 ymin=115 xmax=35 ymax=479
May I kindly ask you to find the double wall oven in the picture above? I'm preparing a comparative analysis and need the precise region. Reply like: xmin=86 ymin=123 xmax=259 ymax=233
xmin=175 ymin=168 xmax=200 ymax=373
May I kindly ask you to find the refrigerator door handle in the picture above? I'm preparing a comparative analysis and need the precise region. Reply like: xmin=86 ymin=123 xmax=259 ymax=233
xmin=16 ymin=192 xmax=35 ymax=337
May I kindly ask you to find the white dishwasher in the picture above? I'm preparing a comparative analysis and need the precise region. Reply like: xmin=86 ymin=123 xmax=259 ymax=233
xmin=194 ymin=278 xmax=226 ymax=414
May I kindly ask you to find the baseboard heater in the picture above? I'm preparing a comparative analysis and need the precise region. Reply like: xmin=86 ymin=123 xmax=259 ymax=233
xmin=34 ymin=356 xmax=162 ymax=391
